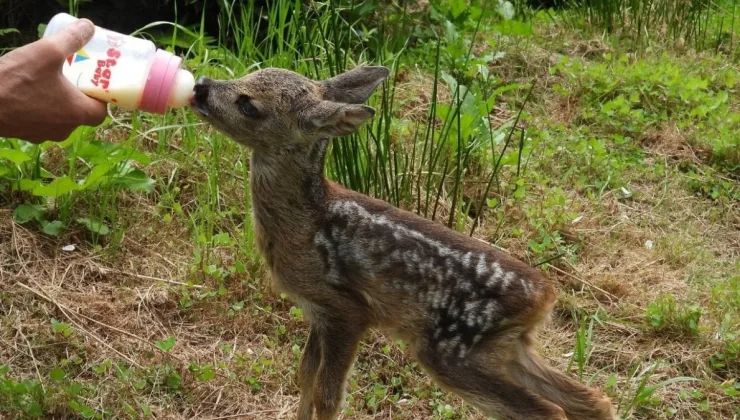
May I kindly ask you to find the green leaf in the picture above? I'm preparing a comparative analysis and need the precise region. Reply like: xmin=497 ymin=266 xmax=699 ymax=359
xmin=32 ymin=176 xmax=80 ymax=198
xmin=448 ymin=0 xmax=467 ymax=19
xmin=49 ymin=367 xmax=66 ymax=381
xmin=37 ymin=24 xmax=47 ymax=39
xmin=0 ymin=28 xmax=20 ymax=36
xmin=82 ymin=162 xmax=114 ymax=189
xmin=112 ymin=169 xmax=155 ymax=192
xmin=42 ymin=220 xmax=64 ymax=236
xmin=17 ymin=179 xmax=42 ymax=192
xmin=28 ymin=401 xmax=42 ymax=417
xmin=78 ymin=141 xmax=150 ymax=165
xmin=166 ymin=371 xmax=182 ymax=389
xmin=13 ymin=204 xmax=44 ymax=224
xmin=140 ymin=402 xmax=152 ymax=417
xmin=197 ymin=366 xmax=215 ymax=381
xmin=51 ymin=319 xmax=73 ymax=337
xmin=76 ymin=217 xmax=110 ymax=235
xmin=155 ymin=336 xmax=176 ymax=352
xmin=0 ymin=149 xmax=31 ymax=165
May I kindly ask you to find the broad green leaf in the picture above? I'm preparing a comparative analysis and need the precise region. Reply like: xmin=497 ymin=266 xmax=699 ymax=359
xmin=0 ymin=165 xmax=9 ymax=178
xmin=76 ymin=217 xmax=110 ymax=235
xmin=17 ymin=179 xmax=42 ymax=192
xmin=78 ymin=141 xmax=150 ymax=165
xmin=449 ymin=0 xmax=467 ymax=19
xmin=32 ymin=176 xmax=80 ymax=198
xmin=13 ymin=204 xmax=44 ymax=224
xmin=42 ymin=221 xmax=64 ymax=236
xmin=197 ymin=366 xmax=215 ymax=381
xmin=155 ymin=336 xmax=176 ymax=352
xmin=112 ymin=169 xmax=155 ymax=192
xmin=0 ymin=149 xmax=31 ymax=165
xmin=49 ymin=367 xmax=66 ymax=381
xmin=82 ymin=162 xmax=113 ymax=189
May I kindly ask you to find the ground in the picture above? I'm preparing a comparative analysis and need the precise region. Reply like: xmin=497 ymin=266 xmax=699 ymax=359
xmin=1 ymin=3 xmax=739 ymax=420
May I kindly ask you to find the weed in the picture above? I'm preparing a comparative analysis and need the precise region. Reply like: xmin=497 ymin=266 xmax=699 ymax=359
xmin=646 ymin=294 xmax=703 ymax=337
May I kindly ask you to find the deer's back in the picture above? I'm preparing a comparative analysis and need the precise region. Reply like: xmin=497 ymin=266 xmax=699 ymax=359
xmin=310 ymin=183 xmax=557 ymax=358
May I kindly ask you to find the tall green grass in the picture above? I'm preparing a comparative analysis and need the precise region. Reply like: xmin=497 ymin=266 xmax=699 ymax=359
xmin=561 ymin=0 xmax=738 ymax=54
xmin=0 ymin=0 xmax=532 ymax=255
xmin=138 ymin=0 xmax=531 ymax=234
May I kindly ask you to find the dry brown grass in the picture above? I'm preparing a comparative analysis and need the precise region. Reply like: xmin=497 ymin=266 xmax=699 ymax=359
xmin=3 ymin=148 xmax=737 ymax=419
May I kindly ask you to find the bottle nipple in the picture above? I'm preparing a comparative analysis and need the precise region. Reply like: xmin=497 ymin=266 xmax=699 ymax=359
xmin=169 ymin=69 xmax=195 ymax=108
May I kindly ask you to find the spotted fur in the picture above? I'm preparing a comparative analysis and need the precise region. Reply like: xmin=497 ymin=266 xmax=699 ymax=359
xmin=192 ymin=66 xmax=618 ymax=420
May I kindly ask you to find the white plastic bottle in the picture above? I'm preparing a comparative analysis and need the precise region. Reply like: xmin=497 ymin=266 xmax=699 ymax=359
xmin=43 ymin=13 xmax=195 ymax=114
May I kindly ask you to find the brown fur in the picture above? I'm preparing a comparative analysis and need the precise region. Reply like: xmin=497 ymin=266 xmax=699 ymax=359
xmin=191 ymin=66 xmax=618 ymax=420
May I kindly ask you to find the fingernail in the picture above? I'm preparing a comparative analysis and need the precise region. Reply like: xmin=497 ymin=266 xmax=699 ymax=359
xmin=71 ymin=19 xmax=94 ymax=36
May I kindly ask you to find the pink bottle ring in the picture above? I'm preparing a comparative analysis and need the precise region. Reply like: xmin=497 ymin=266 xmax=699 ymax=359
xmin=139 ymin=49 xmax=182 ymax=114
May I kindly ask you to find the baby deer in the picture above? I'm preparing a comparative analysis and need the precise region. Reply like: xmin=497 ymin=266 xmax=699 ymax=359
xmin=191 ymin=66 xmax=617 ymax=420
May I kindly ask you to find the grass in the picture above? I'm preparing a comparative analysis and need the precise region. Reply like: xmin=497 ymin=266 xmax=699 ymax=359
xmin=1 ymin=0 xmax=739 ymax=419
xmin=557 ymin=0 xmax=738 ymax=55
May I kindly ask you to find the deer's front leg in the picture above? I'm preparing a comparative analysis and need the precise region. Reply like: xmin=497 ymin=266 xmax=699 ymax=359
xmin=297 ymin=326 xmax=321 ymax=420
xmin=313 ymin=320 xmax=364 ymax=420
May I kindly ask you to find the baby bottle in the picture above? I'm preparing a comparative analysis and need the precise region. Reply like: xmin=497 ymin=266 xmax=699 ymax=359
xmin=43 ymin=13 xmax=195 ymax=114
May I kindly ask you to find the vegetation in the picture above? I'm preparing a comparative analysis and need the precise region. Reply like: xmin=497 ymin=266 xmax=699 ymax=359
xmin=1 ymin=0 xmax=738 ymax=419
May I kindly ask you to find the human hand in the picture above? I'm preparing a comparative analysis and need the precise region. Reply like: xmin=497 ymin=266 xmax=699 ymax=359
xmin=0 ymin=19 xmax=108 ymax=143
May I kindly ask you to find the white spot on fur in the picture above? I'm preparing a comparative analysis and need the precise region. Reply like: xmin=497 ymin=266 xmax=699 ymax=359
xmin=475 ymin=254 xmax=488 ymax=277
xmin=521 ymin=279 xmax=532 ymax=295
xmin=458 ymin=344 xmax=468 ymax=358
xmin=461 ymin=252 xmax=472 ymax=270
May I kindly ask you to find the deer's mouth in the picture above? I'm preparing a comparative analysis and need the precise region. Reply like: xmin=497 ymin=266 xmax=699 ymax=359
xmin=191 ymin=101 xmax=210 ymax=117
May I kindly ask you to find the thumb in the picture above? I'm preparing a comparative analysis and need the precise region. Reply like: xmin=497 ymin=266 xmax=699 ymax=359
xmin=48 ymin=18 xmax=95 ymax=58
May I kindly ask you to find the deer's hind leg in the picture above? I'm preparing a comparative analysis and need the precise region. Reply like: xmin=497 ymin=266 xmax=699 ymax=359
xmin=506 ymin=332 xmax=617 ymax=420
xmin=414 ymin=330 xmax=568 ymax=420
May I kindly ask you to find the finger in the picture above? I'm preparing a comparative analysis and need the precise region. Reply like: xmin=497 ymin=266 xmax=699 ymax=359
xmin=75 ymin=94 xmax=109 ymax=126
xmin=45 ymin=19 xmax=96 ymax=59
xmin=23 ymin=129 xmax=69 ymax=143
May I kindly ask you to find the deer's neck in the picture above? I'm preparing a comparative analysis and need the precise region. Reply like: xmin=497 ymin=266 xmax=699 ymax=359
xmin=249 ymin=139 xmax=330 ymax=238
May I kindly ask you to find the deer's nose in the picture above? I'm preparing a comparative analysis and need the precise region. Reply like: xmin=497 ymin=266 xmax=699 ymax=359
xmin=192 ymin=77 xmax=211 ymax=105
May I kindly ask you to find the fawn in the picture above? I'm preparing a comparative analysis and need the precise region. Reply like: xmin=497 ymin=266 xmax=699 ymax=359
xmin=191 ymin=65 xmax=617 ymax=420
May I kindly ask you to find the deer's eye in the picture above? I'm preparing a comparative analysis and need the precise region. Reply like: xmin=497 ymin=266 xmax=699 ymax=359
xmin=237 ymin=95 xmax=259 ymax=118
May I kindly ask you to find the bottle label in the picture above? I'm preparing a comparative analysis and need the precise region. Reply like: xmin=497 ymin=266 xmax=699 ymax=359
xmin=62 ymin=30 xmax=149 ymax=111
xmin=89 ymin=47 xmax=121 ymax=91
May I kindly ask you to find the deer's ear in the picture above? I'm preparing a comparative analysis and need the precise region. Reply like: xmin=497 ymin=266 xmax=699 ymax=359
xmin=300 ymin=101 xmax=375 ymax=137
xmin=320 ymin=66 xmax=390 ymax=104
